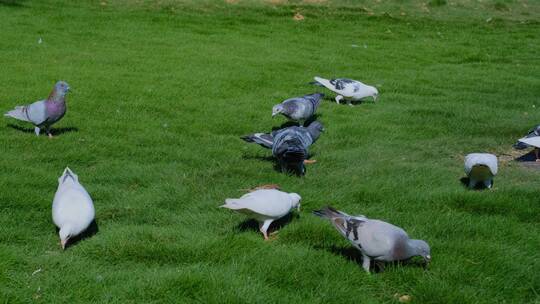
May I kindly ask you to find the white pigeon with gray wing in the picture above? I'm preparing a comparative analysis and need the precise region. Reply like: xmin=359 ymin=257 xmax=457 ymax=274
xmin=464 ymin=153 xmax=498 ymax=189
xmin=272 ymin=93 xmax=324 ymax=122
xmin=513 ymin=124 xmax=540 ymax=161
xmin=221 ymin=189 xmax=301 ymax=240
xmin=241 ymin=121 xmax=324 ymax=175
xmin=52 ymin=167 xmax=95 ymax=249
xmin=5 ymin=81 xmax=70 ymax=137
xmin=313 ymin=206 xmax=431 ymax=272
xmin=313 ymin=76 xmax=378 ymax=105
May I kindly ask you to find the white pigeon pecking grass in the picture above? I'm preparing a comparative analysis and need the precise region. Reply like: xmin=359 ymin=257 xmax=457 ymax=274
xmin=221 ymin=189 xmax=301 ymax=240
xmin=464 ymin=153 xmax=498 ymax=189
xmin=312 ymin=76 xmax=378 ymax=106
xmin=52 ymin=167 xmax=95 ymax=249
xmin=314 ymin=206 xmax=431 ymax=273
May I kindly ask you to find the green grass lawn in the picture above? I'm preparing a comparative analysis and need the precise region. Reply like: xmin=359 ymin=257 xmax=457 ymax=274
xmin=1 ymin=0 xmax=539 ymax=302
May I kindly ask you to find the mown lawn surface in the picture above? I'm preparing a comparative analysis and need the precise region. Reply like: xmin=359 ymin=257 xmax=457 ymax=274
xmin=0 ymin=0 xmax=539 ymax=303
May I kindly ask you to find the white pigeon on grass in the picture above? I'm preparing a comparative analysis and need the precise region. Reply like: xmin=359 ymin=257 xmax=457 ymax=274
xmin=314 ymin=206 xmax=431 ymax=273
xmin=221 ymin=189 xmax=301 ymax=240
xmin=464 ymin=153 xmax=498 ymax=189
xmin=52 ymin=167 xmax=95 ymax=249
xmin=312 ymin=76 xmax=378 ymax=105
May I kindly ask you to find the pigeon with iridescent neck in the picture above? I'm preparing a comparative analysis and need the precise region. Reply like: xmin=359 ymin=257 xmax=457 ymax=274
xmin=312 ymin=76 xmax=378 ymax=106
xmin=313 ymin=206 xmax=431 ymax=273
xmin=241 ymin=121 xmax=324 ymax=175
xmin=5 ymin=81 xmax=70 ymax=138
xmin=52 ymin=167 xmax=95 ymax=250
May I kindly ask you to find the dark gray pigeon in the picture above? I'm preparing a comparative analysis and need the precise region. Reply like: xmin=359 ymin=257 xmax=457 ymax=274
xmin=272 ymin=93 xmax=324 ymax=123
xmin=314 ymin=206 xmax=431 ymax=273
xmin=5 ymin=81 xmax=70 ymax=138
xmin=241 ymin=121 xmax=324 ymax=175
xmin=513 ymin=124 xmax=540 ymax=161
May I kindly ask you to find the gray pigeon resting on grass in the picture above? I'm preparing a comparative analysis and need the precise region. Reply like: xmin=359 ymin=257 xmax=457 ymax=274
xmin=272 ymin=93 xmax=324 ymax=123
xmin=513 ymin=124 xmax=540 ymax=161
xmin=241 ymin=121 xmax=324 ymax=175
xmin=312 ymin=76 xmax=378 ymax=105
xmin=5 ymin=81 xmax=70 ymax=138
xmin=464 ymin=153 xmax=498 ymax=189
xmin=313 ymin=206 xmax=431 ymax=273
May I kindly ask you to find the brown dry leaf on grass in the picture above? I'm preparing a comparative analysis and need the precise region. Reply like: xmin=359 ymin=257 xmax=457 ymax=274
xmin=293 ymin=12 xmax=305 ymax=21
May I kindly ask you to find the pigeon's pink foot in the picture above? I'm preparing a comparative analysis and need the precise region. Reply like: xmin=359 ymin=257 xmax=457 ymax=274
xmin=303 ymin=159 xmax=317 ymax=164
xmin=48 ymin=133 xmax=53 ymax=139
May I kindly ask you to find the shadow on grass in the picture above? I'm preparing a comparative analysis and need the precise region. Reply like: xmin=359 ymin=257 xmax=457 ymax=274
xmin=7 ymin=124 xmax=79 ymax=136
xmin=318 ymin=245 xmax=427 ymax=273
xmin=235 ymin=212 xmax=298 ymax=236
xmin=514 ymin=150 xmax=540 ymax=170
xmin=56 ymin=220 xmax=99 ymax=250
xmin=0 ymin=0 xmax=26 ymax=7
xmin=459 ymin=177 xmax=493 ymax=190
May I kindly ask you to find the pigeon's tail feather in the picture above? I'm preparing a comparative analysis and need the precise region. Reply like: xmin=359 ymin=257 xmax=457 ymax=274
xmin=241 ymin=133 xmax=273 ymax=149
xmin=513 ymin=141 xmax=530 ymax=150
xmin=313 ymin=76 xmax=335 ymax=91
xmin=313 ymin=206 xmax=348 ymax=219
xmin=309 ymin=81 xmax=325 ymax=87
xmin=4 ymin=106 xmax=30 ymax=122
xmin=221 ymin=199 xmax=243 ymax=210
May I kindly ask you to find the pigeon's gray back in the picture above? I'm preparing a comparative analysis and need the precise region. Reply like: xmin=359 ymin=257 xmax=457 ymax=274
xmin=357 ymin=219 xmax=411 ymax=260
xmin=26 ymin=100 xmax=48 ymax=125
xmin=272 ymin=126 xmax=314 ymax=156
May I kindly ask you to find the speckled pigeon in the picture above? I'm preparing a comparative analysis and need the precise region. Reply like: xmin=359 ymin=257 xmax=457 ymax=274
xmin=241 ymin=121 xmax=324 ymax=175
xmin=5 ymin=81 xmax=70 ymax=137
xmin=221 ymin=189 xmax=301 ymax=240
xmin=464 ymin=153 xmax=498 ymax=189
xmin=313 ymin=206 xmax=431 ymax=273
xmin=513 ymin=124 xmax=540 ymax=161
xmin=52 ymin=167 xmax=95 ymax=249
xmin=272 ymin=93 xmax=324 ymax=122
xmin=312 ymin=76 xmax=378 ymax=105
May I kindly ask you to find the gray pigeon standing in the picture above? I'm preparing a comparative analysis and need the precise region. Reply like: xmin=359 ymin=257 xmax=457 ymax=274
xmin=272 ymin=93 xmax=324 ymax=123
xmin=241 ymin=121 xmax=324 ymax=175
xmin=464 ymin=153 xmax=498 ymax=189
xmin=5 ymin=81 xmax=70 ymax=138
xmin=513 ymin=124 xmax=540 ymax=161
xmin=313 ymin=206 xmax=431 ymax=273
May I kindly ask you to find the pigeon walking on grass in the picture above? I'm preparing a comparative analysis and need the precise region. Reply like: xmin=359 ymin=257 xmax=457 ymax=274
xmin=513 ymin=124 xmax=540 ymax=161
xmin=313 ymin=206 xmax=431 ymax=273
xmin=241 ymin=121 xmax=324 ymax=175
xmin=464 ymin=153 xmax=498 ymax=189
xmin=221 ymin=189 xmax=301 ymax=240
xmin=312 ymin=76 xmax=378 ymax=105
xmin=52 ymin=168 xmax=95 ymax=249
xmin=272 ymin=93 xmax=324 ymax=123
xmin=5 ymin=81 xmax=70 ymax=138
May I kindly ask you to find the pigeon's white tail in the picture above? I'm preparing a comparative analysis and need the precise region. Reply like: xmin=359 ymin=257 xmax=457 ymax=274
xmin=313 ymin=76 xmax=334 ymax=91
xmin=221 ymin=199 xmax=243 ymax=210
xmin=4 ymin=106 xmax=29 ymax=122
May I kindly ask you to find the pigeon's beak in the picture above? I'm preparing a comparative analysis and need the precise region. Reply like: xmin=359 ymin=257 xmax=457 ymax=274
xmin=373 ymin=95 xmax=378 ymax=102
xmin=425 ymin=255 xmax=431 ymax=264
xmin=61 ymin=239 xmax=67 ymax=250
xmin=272 ymin=112 xmax=278 ymax=117
xmin=297 ymin=204 xmax=301 ymax=212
